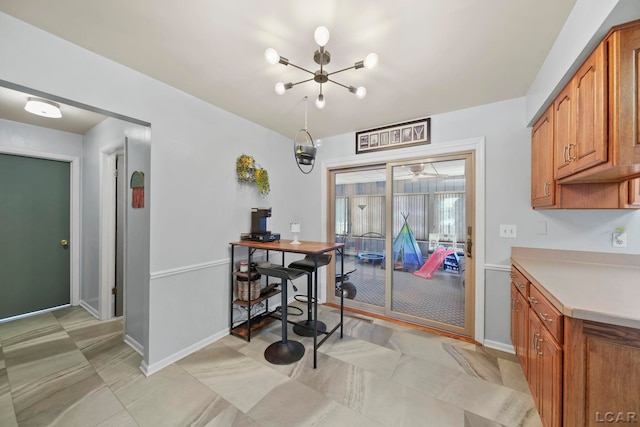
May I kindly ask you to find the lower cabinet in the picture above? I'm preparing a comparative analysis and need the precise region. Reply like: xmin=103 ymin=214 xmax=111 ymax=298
xmin=511 ymin=264 xmax=640 ymax=427
xmin=564 ymin=318 xmax=640 ymax=426
xmin=510 ymin=284 xmax=528 ymax=369
xmin=529 ymin=310 xmax=563 ymax=427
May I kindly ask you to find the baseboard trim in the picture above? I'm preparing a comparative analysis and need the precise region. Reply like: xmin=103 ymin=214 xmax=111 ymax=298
xmin=139 ymin=329 xmax=229 ymax=376
xmin=483 ymin=339 xmax=515 ymax=354
xmin=124 ymin=334 xmax=144 ymax=357
xmin=79 ymin=301 xmax=100 ymax=319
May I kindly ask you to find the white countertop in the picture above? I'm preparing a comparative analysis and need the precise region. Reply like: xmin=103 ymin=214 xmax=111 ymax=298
xmin=511 ymin=247 xmax=640 ymax=330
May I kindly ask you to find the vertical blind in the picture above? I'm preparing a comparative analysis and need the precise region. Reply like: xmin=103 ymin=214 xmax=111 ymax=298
xmin=335 ymin=192 xmax=464 ymax=242
xmin=350 ymin=195 xmax=385 ymax=236
xmin=433 ymin=191 xmax=465 ymax=242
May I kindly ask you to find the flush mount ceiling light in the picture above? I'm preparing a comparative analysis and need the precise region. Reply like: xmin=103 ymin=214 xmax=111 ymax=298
xmin=265 ymin=26 xmax=378 ymax=109
xmin=24 ymin=97 xmax=62 ymax=118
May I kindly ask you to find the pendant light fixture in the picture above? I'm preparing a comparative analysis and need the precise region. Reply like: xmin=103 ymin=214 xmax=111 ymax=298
xmin=294 ymin=97 xmax=317 ymax=174
xmin=265 ymin=26 xmax=378 ymax=109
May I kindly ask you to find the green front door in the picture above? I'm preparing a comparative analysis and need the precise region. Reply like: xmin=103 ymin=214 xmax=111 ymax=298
xmin=0 ymin=153 xmax=70 ymax=319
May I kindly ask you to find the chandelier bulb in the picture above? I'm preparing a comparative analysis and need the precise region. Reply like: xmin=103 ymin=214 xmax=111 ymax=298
xmin=265 ymin=48 xmax=280 ymax=65
xmin=355 ymin=86 xmax=367 ymax=99
xmin=315 ymin=94 xmax=326 ymax=109
xmin=314 ymin=26 xmax=330 ymax=47
xmin=364 ymin=53 xmax=379 ymax=69
xmin=275 ymin=82 xmax=286 ymax=95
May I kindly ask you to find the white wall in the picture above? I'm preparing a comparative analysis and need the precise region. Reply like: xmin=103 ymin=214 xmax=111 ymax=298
xmin=320 ymin=95 xmax=640 ymax=350
xmin=0 ymin=118 xmax=83 ymax=157
xmin=526 ymin=0 xmax=640 ymax=124
xmin=0 ymin=12 xmax=315 ymax=371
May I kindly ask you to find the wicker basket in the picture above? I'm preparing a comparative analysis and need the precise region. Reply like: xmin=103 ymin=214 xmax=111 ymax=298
xmin=236 ymin=275 xmax=261 ymax=301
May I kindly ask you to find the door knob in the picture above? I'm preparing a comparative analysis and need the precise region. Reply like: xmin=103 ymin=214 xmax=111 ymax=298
xmin=60 ymin=239 xmax=69 ymax=248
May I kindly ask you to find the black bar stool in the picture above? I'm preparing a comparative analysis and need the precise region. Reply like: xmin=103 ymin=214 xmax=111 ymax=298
xmin=255 ymin=265 xmax=307 ymax=365
xmin=287 ymin=254 xmax=332 ymax=337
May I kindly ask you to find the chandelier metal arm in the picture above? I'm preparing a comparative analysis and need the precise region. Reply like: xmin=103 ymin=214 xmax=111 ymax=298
xmin=290 ymin=77 xmax=316 ymax=87
xmin=326 ymin=64 xmax=359 ymax=76
xmin=327 ymin=78 xmax=350 ymax=90
xmin=286 ymin=62 xmax=316 ymax=76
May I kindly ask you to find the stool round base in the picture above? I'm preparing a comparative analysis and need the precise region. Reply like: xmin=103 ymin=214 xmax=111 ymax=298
xmin=293 ymin=320 xmax=327 ymax=337
xmin=264 ymin=340 xmax=305 ymax=365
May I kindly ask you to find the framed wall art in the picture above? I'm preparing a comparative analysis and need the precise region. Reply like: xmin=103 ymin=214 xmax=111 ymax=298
xmin=356 ymin=118 xmax=430 ymax=154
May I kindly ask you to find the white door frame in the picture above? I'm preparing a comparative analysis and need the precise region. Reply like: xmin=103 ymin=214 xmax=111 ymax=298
xmin=0 ymin=147 xmax=81 ymax=307
xmin=99 ymin=143 xmax=125 ymax=320
xmin=321 ymin=136 xmax=486 ymax=342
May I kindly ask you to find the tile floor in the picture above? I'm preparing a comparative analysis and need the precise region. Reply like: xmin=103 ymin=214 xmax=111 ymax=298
xmin=0 ymin=303 xmax=542 ymax=427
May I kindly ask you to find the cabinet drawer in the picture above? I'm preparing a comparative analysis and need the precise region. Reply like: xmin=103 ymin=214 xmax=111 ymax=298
xmin=511 ymin=266 xmax=529 ymax=298
xmin=529 ymin=286 xmax=563 ymax=344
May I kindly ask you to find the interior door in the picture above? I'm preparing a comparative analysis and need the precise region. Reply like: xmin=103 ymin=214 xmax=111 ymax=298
xmin=0 ymin=153 xmax=70 ymax=319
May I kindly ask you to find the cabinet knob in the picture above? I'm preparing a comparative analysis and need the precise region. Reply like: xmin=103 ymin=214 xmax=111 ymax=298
xmin=568 ymin=143 xmax=577 ymax=161
xmin=539 ymin=312 xmax=552 ymax=323
xmin=528 ymin=296 xmax=538 ymax=305
xmin=543 ymin=182 xmax=550 ymax=197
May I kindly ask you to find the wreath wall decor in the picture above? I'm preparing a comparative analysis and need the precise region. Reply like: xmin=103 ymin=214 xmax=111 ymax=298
xmin=236 ymin=154 xmax=270 ymax=196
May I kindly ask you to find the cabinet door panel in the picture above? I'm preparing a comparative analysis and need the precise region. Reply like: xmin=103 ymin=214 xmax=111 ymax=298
xmin=572 ymin=43 xmax=607 ymax=173
xmin=511 ymin=285 xmax=528 ymax=370
xmin=554 ymin=86 xmax=573 ymax=179
xmin=629 ymin=178 xmax=640 ymax=207
xmin=532 ymin=106 xmax=555 ymax=207
xmin=528 ymin=311 xmax=541 ymax=401
xmin=539 ymin=328 xmax=563 ymax=427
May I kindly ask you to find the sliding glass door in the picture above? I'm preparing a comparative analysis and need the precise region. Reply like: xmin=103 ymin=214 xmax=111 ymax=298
xmin=328 ymin=153 xmax=475 ymax=338
xmin=332 ymin=165 xmax=388 ymax=312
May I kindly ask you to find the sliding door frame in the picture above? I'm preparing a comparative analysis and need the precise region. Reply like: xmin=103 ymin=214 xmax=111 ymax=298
xmin=322 ymin=137 xmax=485 ymax=342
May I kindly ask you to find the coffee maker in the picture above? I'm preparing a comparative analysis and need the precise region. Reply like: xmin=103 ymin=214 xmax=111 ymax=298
xmin=243 ymin=207 xmax=280 ymax=242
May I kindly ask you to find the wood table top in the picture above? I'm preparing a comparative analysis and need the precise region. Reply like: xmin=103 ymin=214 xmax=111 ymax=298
xmin=230 ymin=239 xmax=343 ymax=255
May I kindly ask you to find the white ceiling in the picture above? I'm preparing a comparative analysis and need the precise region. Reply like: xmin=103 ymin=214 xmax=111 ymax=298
xmin=0 ymin=0 xmax=577 ymax=139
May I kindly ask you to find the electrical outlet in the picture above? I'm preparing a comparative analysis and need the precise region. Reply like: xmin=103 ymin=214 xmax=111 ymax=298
xmin=613 ymin=232 xmax=627 ymax=248
xmin=499 ymin=224 xmax=517 ymax=238
xmin=535 ymin=220 xmax=547 ymax=235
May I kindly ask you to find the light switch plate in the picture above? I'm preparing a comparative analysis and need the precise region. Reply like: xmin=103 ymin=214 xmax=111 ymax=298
xmin=500 ymin=224 xmax=517 ymax=238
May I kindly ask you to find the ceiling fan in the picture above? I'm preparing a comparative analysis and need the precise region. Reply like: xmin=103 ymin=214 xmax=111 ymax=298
xmin=407 ymin=163 xmax=448 ymax=181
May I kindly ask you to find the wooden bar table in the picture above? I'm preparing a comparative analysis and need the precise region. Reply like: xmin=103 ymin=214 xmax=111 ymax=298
xmin=229 ymin=239 xmax=345 ymax=368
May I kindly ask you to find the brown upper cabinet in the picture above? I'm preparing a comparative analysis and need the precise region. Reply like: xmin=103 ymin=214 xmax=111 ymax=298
xmin=554 ymin=43 xmax=607 ymax=181
xmin=531 ymin=19 xmax=640 ymax=209
xmin=531 ymin=105 xmax=555 ymax=208
xmin=558 ymin=20 xmax=640 ymax=184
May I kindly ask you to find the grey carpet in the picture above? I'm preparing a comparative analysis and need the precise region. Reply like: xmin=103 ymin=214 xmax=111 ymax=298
xmin=341 ymin=255 xmax=465 ymax=327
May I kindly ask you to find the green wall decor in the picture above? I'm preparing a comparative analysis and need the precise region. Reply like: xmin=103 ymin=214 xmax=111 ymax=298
xmin=235 ymin=154 xmax=270 ymax=196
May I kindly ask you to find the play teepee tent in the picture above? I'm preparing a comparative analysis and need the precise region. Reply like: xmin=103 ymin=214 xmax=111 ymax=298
xmin=392 ymin=213 xmax=424 ymax=271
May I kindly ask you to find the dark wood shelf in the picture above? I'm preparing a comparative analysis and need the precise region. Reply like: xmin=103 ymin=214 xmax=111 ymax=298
xmin=233 ymin=287 xmax=280 ymax=307
xmin=231 ymin=312 xmax=277 ymax=339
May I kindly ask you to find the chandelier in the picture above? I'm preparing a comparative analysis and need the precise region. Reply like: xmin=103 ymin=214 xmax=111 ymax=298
xmin=265 ymin=26 xmax=378 ymax=109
